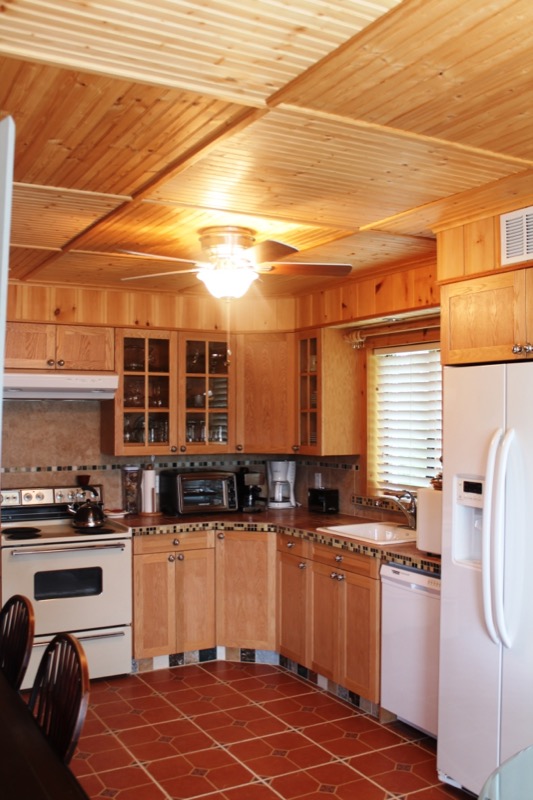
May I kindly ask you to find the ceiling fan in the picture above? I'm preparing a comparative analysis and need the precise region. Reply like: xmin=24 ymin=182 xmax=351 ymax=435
xmin=120 ymin=226 xmax=352 ymax=298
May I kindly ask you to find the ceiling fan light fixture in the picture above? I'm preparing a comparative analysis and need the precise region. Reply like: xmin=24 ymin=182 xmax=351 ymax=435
xmin=197 ymin=265 xmax=258 ymax=299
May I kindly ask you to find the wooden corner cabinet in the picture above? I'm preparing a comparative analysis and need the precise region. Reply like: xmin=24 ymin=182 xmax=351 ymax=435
xmin=5 ymin=322 xmax=114 ymax=371
xmin=296 ymin=328 xmax=360 ymax=455
xmin=440 ymin=269 xmax=533 ymax=364
xmin=100 ymin=329 xmax=178 ymax=456
xmin=234 ymin=332 xmax=296 ymax=453
xmin=133 ymin=531 xmax=216 ymax=659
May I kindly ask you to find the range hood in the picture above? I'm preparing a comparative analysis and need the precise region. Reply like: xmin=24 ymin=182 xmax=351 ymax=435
xmin=2 ymin=372 xmax=119 ymax=400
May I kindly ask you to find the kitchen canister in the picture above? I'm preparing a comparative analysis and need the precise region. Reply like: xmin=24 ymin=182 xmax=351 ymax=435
xmin=140 ymin=466 xmax=161 ymax=516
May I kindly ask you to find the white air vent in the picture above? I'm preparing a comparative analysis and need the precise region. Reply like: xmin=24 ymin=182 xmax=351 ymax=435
xmin=501 ymin=206 xmax=533 ymax=265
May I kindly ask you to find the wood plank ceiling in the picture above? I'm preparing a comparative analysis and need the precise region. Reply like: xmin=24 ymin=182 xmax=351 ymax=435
xmin=1 ymin=0 xmax=533 ymax=297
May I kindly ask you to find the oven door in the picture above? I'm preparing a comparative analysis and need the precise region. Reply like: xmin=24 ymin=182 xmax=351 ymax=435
xmin=1 ymin=538 xmax=132 ymax=634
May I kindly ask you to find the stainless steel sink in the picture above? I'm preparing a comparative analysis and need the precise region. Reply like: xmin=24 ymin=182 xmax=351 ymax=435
xmin=316 ymin=522 xmax=416 ymax=545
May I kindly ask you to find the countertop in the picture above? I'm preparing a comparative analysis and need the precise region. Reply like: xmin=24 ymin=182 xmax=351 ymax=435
xmin=122 ymin=508 xmax=441 ymax=575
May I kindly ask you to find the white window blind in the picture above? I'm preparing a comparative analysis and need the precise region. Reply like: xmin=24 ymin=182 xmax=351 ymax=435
xmin=368 ymin=344 xmax=442 ymax=492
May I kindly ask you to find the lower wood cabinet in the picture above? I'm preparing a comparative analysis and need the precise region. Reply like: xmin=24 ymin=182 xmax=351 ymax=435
xmin=277 ymin=535 xmax=312 ymax=666
xmin=133 ymin=531 xmax=216 ymax=658
xmin=309 ymin=543 xmax=381 ymax=704
xmin=215 ymin=529 xmax=277 ymax=650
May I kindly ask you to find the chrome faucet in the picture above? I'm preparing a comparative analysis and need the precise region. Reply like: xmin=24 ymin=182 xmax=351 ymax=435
xmin=383 ymin=490 xmax=417 ymax=530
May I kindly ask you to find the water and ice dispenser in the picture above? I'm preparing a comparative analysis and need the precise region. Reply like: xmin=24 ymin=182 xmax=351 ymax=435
xmin=454 ymin=477 xmax=484 ymax=563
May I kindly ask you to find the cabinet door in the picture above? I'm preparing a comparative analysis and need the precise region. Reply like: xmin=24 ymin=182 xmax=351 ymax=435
xmin=277 ymin=550 xmax=311 ymax=665
xmin=339 ymin=570 xmax=380 ymax=704
xmin=180 ymin=334 xmax=235 ymax=454
xmin=55 ymin=325 xmax=114 ymax=370
xmin=309 ymin=560 xmax=341 ymax=680
xmin=235 ymin=332 xmax=296 ymax=453
xmin=175 ymin=548 xmax=216 ymax=653
xmin=216 ymin=530 xmax=277 ymax=650
xmin=133 ymin=552 xmax=176 ymax=658
xmin=101 ymin=329 xmax=178 ymax=456
xmin=5 ymin=322 xmax=57 ymax=369
xmin=440 ymin=271 xmax=527 ymax=364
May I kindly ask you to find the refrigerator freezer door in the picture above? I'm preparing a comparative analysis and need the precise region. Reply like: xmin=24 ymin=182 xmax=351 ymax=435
xmin=438 ymin=364 xmax=505 ymax=794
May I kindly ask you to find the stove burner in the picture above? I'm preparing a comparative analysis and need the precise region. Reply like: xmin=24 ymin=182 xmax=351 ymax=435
xmin=3 ymin=526 xmax=42 ymax=540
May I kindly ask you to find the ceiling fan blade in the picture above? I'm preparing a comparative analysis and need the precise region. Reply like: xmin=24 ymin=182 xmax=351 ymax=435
xmin=248 ymin=240 xmax=298 ymax=264
xmin=122 ymin=268 xmax=200 ymax=281
xmin=118 ymin=249 xmax=197 ymax=265
xmin=259 ymin=262 xmax=352 ymax=277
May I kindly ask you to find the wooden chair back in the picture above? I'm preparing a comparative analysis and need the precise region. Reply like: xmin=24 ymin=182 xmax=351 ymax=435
xmin=28 ymin=632 xmax=90 ymax=764
xmin=0 ymin=594 xmax=35 ymax=690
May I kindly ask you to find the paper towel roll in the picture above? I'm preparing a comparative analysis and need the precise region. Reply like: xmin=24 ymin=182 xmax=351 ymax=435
xmin=416 ymin=487 xmax=443 ymax=554
xmin=141 ymin=468 xmax=156 ymax=514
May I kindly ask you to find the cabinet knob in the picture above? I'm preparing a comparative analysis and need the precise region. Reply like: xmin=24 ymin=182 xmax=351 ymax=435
xmin=335 ymin=554 xmax=343 ymax=562
xmin=170 ymin=446 xmax=178 ymax=453
xmin=286 ymin=541 xmax=295 ymax=549
xmin=57 ymin=359 xmax=65 ymax=367
xmin=236 ymin=444 xmax=243 ymax=452
xmin=179 ymin=445 xmax=186 ymax=453
xmin=330 ymin=571 xmax=338 ymax=579
xmin=177 ymin=553 xmax=185 ymax=561
xmin=336 ymin=573 xmax=345 ymax=581
xmin=47 ymin=359 xmax=55 ymax=367
xmin=292 ymin=445 xmax=300 ymax=452
xmin=525 ymin=343 xmax=533 ymax=354
xmin=513 ymin=344 xmax=524 ymax=354
xmin=298 ymin=562 xmax=307 ymax=569
xmin=168 ymin=554 xmax=175 ymax=562
xmin=173 ymin=538 xmax=180 ymax=546
xmin=217 ymin=532 xmax=225 ymax=540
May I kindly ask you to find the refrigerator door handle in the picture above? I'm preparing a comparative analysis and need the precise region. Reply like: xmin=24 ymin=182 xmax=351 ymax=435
xmin=482 ymin=428 xmax=502 ymax=645
xmin=493 ymin=427 xmax=515 ymax=649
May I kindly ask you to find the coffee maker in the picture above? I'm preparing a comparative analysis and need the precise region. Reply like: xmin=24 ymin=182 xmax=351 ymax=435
xmin=236 ymin=468 xmax=264 ymax=512
xmin=266 ymin=460 xmax=296 ymax=509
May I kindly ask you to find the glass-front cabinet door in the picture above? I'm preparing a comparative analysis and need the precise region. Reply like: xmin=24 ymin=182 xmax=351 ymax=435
xmin=101 ymin=330 xmax=178 ymax=456
xmin=297 ymin=333 xmax=320 ymax=454
xmin=179 ymin=334 xmax=234 ymax=453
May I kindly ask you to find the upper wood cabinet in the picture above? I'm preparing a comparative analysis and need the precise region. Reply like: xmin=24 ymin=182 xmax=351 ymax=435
xmin=178 ymin=333 xmax=236 ymax=455
xmin=5 ymin=322 xmax=114 ymax=371
xmin=234 ymin=332 xmax=296 ymax=453
xmin=295 ymin=328 xmax=360 ymax=455
xmin=440 ymin=269 xmax=533 ymax=364
xmin=100 ymin=329 xmax=179 ymax=456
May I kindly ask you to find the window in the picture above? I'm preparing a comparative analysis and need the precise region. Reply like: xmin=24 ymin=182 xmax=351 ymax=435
xmin=368 ymin=344 xmax=442 ymax=492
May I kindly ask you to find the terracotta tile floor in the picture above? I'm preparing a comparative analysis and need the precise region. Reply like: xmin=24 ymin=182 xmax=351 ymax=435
xmin=70 ymin=662 xmax=474 ymax=800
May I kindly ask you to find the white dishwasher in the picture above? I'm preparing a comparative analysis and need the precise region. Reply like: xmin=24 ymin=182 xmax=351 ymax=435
xmin=380 ymin=563 xmax=441 ymax=736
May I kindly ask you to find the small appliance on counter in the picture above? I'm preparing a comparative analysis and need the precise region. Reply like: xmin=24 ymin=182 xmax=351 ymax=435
xmin=308 ymin=487 xmax=339 ymax=514
xmin=236 ymin=468 xmax=265 ymax=512
xmin=266 ymin=460 xmax=296 ymax=509
xmin=416 ymin=486 xmax=443 ymax=554
xmin=159 ymin=470 xmax=238 ymax=515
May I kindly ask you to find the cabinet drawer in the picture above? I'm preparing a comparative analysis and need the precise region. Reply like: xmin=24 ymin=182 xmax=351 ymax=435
xmin=277 ymin=533 xmax=311 ymax=558
xmin=133 ymin=530 xmax=215 ymax=554
xmin=311 ymin=542 xmax=380 ymax=578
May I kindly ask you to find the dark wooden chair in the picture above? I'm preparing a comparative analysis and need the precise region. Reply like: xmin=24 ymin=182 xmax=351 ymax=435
xmin=28 ymin=632 xmax=90 ymax=764
xmin=0 ymin=594 xmax=35 ymax=690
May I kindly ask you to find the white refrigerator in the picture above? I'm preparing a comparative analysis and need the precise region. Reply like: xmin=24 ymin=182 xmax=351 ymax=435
xmin=438 ymin=363 xmax=533 ymax=794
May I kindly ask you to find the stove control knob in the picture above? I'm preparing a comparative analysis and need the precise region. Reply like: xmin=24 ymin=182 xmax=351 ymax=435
xmin=35 ymin=492 xmax=45 ymax=502
xmin=23 ymin=492 xmax=33 ymax=503
xmin=56 ymin=491 xmax=64 ymax=502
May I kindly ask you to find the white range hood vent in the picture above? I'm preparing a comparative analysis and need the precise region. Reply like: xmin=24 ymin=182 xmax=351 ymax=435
xmin=2 ymin=372 xmax=119 ymax=400
xmin=501 ymin=205 xmax=533 ymax=266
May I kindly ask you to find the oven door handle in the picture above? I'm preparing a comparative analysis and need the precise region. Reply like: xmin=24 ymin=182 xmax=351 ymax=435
xmin=9 ymin=542 xmax=128 ymax=556
xmin=33 ymin=630 xmax=126 ymax=649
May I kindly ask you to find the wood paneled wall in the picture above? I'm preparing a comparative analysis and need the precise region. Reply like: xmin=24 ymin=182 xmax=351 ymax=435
xmin=6 ymin=260 xmax=438 ymax=333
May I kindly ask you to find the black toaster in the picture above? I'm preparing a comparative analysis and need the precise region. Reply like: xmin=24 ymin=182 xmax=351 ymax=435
xmin=308 ymin=488 xmax=339 ymax=514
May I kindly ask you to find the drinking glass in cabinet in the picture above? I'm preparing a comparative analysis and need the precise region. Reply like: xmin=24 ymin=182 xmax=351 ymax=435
xmin=124 ymin=339 xmax=145 ymax=371
xmin=208 ymin=378 xmax=228 ymax=408
xmin=186 ymin=413 xmax=205 ymax=442
xmin=186 ymin=341 xmax=206 ymax=373
xmin=124 ymin=413 xmax=145 ymax=443
xmin=148 ymin=414 xmax=169 ymax=443
xmin=187 ymin=377 xmax=205 ymax=408
xmin=124 ymin=376 xmax=145 ymax=407
xmin=149 ymin=378 xmax=168 ymax=407
xmin=148 ymin=339 xmax=169 ymax=372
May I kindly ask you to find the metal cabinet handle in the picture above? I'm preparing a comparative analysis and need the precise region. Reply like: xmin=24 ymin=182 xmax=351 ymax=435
xmin=330 ymin=571 xmax=338 ymax=579
xmin=513 ymin=344 xmax=524 ymax=354
xmin=173 ymin=538 xmax=180 ymax=546
xmin=292 ymin=445 xmax=300 ymax=452
xmin=335 ymin=554 xmax=343 ymax=562
xmin=336 ymin=573 xmax=345 ymax=581
xmin=180 ymin=445 xmax=186 ymax=452
xmin=170 ymin=445 xmax=178 ymax=453
xmin=236 ymin=444 xmax=243 ymax=451
xmin=57 ymin=359 xmax=65 ymax=367
xmin=217 ymin=532 xmax=225 ymax=540
xmin=525 ymin=343 xmax=533 ymax=354
xmin=47 ymin=359 xmax=55 ymax=367
xmin=298 ymin=562 xmax=307 ymax=569
xmin=287 ymin=541 xmax=295 ymax=549
xmin=177 ymin=553 xmax=185 ymax=561
xmin=168 ymin=554 xmax=175 ymax=562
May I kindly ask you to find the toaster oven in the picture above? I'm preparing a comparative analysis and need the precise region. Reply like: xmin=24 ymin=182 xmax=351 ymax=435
xmin=159 ymin=470 xmax=238 ymax=515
